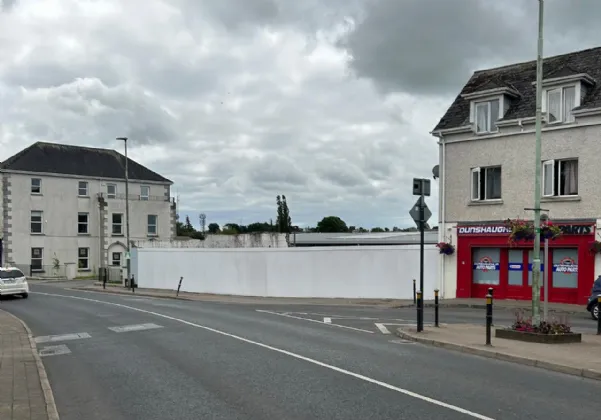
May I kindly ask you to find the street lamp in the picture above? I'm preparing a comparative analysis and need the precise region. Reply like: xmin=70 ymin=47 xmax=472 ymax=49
xmin=116 ymin=137 xmax=131 ymax=289
xmin=531 ymin=0 xmax=545 ymax=325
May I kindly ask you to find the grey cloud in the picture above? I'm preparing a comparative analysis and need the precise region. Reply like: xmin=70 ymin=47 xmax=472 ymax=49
xmin=1 ymin=0 xmax=16 ymax=12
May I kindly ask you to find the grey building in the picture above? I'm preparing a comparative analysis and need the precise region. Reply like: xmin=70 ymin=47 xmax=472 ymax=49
xmin=432 ymin=45 xmax=601 ymax=304
xmin=0 ymin=142 xmax=175 ymax=276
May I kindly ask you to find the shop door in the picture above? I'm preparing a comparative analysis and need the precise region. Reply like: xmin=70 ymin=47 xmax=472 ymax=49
xmin=471 ymin=248 xmax=501 ymax=298
xmin=506 ymin=249 xmax=526 ymax=299
xmin=549 ymin=248 xmax=579 ymax=303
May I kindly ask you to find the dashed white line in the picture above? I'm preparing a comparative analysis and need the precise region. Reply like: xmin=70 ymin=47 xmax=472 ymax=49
xmin=255 ymin=310 xmax=374 ymax=333
xmin=323 ymin=317 xmax=332 ymax=324
xmin=35 ymin=332 xmax=91 ymax=344
xmin=108 ymin=323 xmax=163 ymax=333
xmin=39 ymin=344 xmax=71 ymax=357
xmin=31 ymin=291 xmax=494 ymax=420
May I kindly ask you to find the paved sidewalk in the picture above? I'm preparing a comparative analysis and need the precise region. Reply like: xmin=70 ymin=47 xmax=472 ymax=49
xmin=0 ymin=309 xmax=58 ymax=420
xmin=424 ymin=298 xmax=587 ymax=313
xmin=396 ymin=323 xmax=601 ymax=380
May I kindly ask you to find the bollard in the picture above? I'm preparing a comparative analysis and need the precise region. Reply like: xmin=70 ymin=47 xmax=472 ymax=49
xmin=434 ymin=289 xmax=440 ymax=327
xmin=131 ymin=274 xmax=136 ymax=293
xmin=485 ymin=293 xmax=493 ymax=345
xmin=488 ymin=287 xmax=494 ymax=326
xmin=176 ymin=276 xmax=184 ymax=297
xmin=416 ymin=290 xmax=423 ymax=332
xmin=102 ymin=268 xmax=107 ymax=290
xmin=597 ymin=296 xmax=601 ymax=335
xmin=413 ymin=279 xmax=416 ymax=305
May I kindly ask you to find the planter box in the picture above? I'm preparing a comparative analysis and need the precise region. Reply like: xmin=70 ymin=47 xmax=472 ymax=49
xmin=495 ymin=328 xmax=582 ymax=344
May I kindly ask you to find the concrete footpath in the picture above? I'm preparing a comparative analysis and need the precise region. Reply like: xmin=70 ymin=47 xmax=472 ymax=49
xmin=396 ymin=324 xmax=601 ymax=381
xmin=0 ymin=309 xmax=58 ymax=420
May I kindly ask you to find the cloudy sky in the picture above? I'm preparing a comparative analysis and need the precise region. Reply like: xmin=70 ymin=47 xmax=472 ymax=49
xmin=1 ymin=0 xmax=600 ymax=230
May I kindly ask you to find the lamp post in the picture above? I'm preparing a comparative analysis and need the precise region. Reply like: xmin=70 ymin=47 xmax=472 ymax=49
xmin=531 ymin=0 xmax=545 ymax=325
xmin=116 ymin=137 xmax=131 ymax=289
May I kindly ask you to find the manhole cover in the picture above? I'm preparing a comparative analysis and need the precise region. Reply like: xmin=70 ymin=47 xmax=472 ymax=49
xmin=39 ymin=344 xmax=71 ymax=357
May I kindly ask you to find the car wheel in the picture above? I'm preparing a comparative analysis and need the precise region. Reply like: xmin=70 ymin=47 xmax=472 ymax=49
xmin=592 ymin=303 xmax=599 ymax=320
xmin=21 ymin=293 xmax=28 ymax=299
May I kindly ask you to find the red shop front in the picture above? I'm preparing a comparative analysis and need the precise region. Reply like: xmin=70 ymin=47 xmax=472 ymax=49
xmin=456 ymin=222 xmax=596 ymax=305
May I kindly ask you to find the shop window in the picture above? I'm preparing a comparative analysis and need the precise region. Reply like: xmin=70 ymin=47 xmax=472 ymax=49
xmin=471 ymin=166 xmax=502 ymax=201
xmin=528 ymin=250 xmax=546 ymax=286
xmin=508 ymin=250 xmax=523 ymax=286
xmin=472 ymin=248 xmax=500 ymax=285
xmin=552 ymin=248 xmax=578 ymax=289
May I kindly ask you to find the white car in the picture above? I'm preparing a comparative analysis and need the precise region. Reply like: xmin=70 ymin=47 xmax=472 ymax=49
xmin=0 ymin=267 xmax=29 ymax=298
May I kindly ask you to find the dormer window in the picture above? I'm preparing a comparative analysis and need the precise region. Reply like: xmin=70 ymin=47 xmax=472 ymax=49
xmin=475 ymin=99 xmax=500 ymax=133
xmin=546 ymin=86 xmax=576 ymax=123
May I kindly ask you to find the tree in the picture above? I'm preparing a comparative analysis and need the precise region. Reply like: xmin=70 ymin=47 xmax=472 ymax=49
xmin=276 ymin=195 xmax=292 ymax=234
xmin=184 ymin=216 xmax=194 ymax=231
xmin=208 ymin=223 xmax=220 ymax=234
xmin=371 ymin=227 xmax=385 ymax=233
xmin=316 ymin=216 xmax=348 ymax=233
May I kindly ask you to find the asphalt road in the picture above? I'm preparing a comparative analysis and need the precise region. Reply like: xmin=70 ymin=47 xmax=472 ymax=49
xmin=1 ymin=284 xmax=600 ymax=420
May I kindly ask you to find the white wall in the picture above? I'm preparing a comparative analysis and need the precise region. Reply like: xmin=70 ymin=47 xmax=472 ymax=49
xmin=132 ymin=245 xmax=440 ymax=300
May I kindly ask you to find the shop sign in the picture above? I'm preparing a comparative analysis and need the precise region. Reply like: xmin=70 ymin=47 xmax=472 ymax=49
xmin=553 ymin=257 xmax=578 ymax=274
xmin=473 ymin=256 xmax=500 ymax=271
xmin=458 ymin=224 xmax=593 ymax=236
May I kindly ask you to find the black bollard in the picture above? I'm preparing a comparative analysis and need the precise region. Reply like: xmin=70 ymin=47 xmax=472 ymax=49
xmin=131 ymin=274 xmax=135 ymax=293
xmin=416 ymin=290 xmax=423 ymax=332
xmin=176 ymin=277 xmax=184 ymax=297
xmin=413 ymin=279 xmax=416 ymax=305
xmin=434 ymin=289 xmax=440 ymax=327
xmin=488 ymin=287 xmax=494 ymax=326
xmin=485 ymin=293 xmax=493 ymax=345
xmin=102 ymin=268 xmax=107 ymax=290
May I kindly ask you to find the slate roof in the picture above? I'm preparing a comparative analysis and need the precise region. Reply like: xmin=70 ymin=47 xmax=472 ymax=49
xmin=433 ymin=46 xmax=601 ymax=132
xmin=0 ymin=142 xmax=172 ymax=183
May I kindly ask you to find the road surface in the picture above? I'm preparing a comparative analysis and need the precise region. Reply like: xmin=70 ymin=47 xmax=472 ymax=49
xmin=1 ymin=283 xmax=599 ymax=420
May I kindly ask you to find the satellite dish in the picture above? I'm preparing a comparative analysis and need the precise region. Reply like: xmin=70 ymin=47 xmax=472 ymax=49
xmin=432 ymin=165 xmax=440 ymax=180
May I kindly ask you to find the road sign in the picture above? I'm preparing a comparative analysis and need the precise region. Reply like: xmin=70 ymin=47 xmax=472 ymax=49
xmin=409 ymin=197 xmax=432 ymax=228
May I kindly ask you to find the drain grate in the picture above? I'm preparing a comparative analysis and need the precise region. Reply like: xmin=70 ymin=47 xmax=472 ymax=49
xmin=39 ymin=344 xmax=71 ymax=357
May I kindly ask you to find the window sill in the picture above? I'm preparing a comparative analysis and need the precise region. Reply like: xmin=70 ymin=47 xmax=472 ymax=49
xmin=541 ymin=195 xmax=581 ymax=202
xmin=78 ymin=233 xmax=91 ymax=236
xmin=31 ymin=193 xmax=42 ymax=196
xmin=147 ymin=234 xmax=158 ymax=238
xmin=77 ymin=269 xmax=91 ymax=272
xmin=78 ymin=195 xmax=90 ymax=199
xmin=112 ymin=234 xmax=124 ymax=237
xmin=475 ymin=130 xmax=499 ymax=136
xmin=468 ymin=199 xmax=503 ymax=206
xmin=30 ymin=233 xmax=45 ymax=236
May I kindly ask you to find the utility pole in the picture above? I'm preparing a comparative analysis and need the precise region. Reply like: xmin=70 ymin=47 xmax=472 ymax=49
xmin=116 ymin=137 xmax=131 ymax=289
xmin=531 ymin=0 xmax=545 ymax=325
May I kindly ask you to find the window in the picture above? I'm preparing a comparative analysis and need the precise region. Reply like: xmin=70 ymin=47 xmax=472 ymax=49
xmin=31 ymin=178 xmax=41 ymax=194
xmin=78 ymin=212 xmax=89 ymax=234
xmin=140 ymin=186 xmax=150 ymax=201
xmin=547 ymin=86 xmax=576 ymax=123
xmin=472 ymin=248 xmax=501 ymax=285
xmin=112 ymin=213 xmax=123 ymax=235
xmin=31 ymin=248 xmax=43 ymax=271
xmin=147 ymin=214 xmax=158 ymax=236
xmin=31 ymin=211 xmax=43 ymax=234
xmin=78 ymin=248 xmax=89 ymax=270
xmin=107 ymin=183 xmax=116 ymax=199
xmin=474 ymin=99 xmax=500 ymax=133
xmin=78 ymin=181 xmax=89 ymax=196
xmin=0 ymin=269 xmax=25 ymax=279
xmin=112 ymin=252 xmax=122 ymax=267
xmin=542 ymin=159 xmax=578 ymax=197
xmin=470 ymin=166 xmax=502 ymax=201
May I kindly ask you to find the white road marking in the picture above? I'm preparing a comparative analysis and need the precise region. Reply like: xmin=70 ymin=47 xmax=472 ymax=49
xmin=376 ymin=323 xmax=435 ymax=334
xmin=35 ymin=332 xmax=91 ymax=344
xmin=375 ymin=323 xmax=393 ymax=334
xmin=31 ymin=291 xmax=494 ymax=420
xmin=256 ymin=310 xmax=374 ymax=333
xmin=39 ymin=344 xmax=71 ymax=357
xmin=108 ymin=323 xmax=163 ymax=333
xmin=323 ymin=317 xmax=331 ymax=324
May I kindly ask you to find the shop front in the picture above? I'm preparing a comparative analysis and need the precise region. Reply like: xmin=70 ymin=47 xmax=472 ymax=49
xmin=456 ymin=222 xmax=596 ymax=304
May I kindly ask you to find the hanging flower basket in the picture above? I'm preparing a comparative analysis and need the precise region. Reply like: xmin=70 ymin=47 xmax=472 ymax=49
xmin=436 ymin=242 xmax=455 ymax=255
xmin=589 ymin=240 xmax=601 ymax=255
xmin=505 ymin=218 xmax=563 ymax=244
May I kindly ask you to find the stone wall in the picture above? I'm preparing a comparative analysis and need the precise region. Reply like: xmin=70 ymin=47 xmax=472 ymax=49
xmin=134 ymin=232 xmax=288 ymax=249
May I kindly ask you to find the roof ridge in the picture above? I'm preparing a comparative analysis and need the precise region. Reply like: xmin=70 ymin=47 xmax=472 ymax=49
xmin=473 ymin=45 xmax=601 ymax=75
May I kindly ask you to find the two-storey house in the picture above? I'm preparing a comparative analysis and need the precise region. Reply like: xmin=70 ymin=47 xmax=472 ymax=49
xmin=432 ymin=46 xmax=601 ymax=305
xmin=0 ymin=141 xmax=176 ymax=276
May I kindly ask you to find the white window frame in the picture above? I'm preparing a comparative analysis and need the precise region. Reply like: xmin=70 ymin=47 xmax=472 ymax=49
xmin=31 ymin=211 xmax=43 ymax=234
xmin=78 ymin=181 xmax=89 ymax=197
xmin=111 ymin=252 xmax=122 ymax=267
xmin=470 ymin=166 xmax=502 ymax=201
xmin=78 ymin=247 xmax=89 ymax=270
xmin=545 ymin=85 xmax=576 ymax=124
xmin=474 ymin=99 xmax=500 ymax=134
xmin=140 ymin=185 xmax=150 ymax=201
xmin=112 ymin=213 xmax=123 ymax=235
xmin=78 ymin=212 xmax=89 ymax=234
xmin=107 ymin=183 xmax=117 ymax=199
xmin=147 ymin=214 xmax=158 ymax=236
xmin=31 ymin=248 xmax=43 ymax=271
xmin=542 ymin=158 xmax=578 ymax=197
xmin=31 ymin=178 xmax=42 ymax=194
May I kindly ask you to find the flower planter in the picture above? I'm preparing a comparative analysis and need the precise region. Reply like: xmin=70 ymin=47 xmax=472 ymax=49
xmin=495 ymin=328 xmax=582 ymax=344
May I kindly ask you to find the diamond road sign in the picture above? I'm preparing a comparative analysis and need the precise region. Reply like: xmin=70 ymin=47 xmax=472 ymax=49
xmin=409 ymin=197 xmax=432 ymax=228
